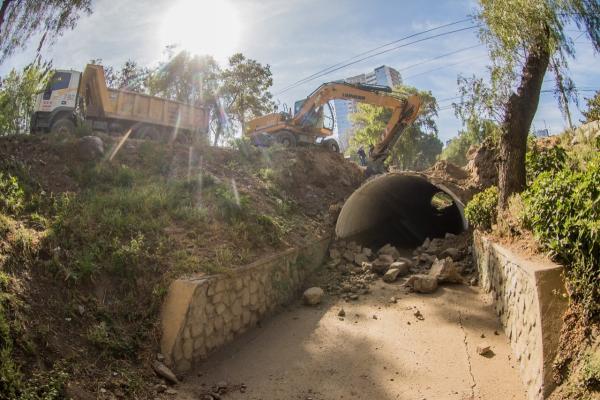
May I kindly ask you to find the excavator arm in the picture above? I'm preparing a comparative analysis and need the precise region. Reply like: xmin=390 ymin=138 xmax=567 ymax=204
xmin=293 ymin=82 xmax=422 ymax=174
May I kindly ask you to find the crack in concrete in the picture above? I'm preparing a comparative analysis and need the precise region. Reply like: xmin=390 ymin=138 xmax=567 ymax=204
xmin=458 ymin=310 xmax=478 ymax=400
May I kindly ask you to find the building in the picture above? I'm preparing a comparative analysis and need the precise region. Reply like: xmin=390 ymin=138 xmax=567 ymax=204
xmin=333 ymin=65 xmax=402 ymax=151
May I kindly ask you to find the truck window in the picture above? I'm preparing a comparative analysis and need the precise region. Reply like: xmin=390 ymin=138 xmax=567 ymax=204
xmin=49 ymin=72 xmax=71 ymax=91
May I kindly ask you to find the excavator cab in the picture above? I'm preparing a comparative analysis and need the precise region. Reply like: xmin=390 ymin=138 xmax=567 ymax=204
xmin=293 ymin=99 xmax=334 ymax=132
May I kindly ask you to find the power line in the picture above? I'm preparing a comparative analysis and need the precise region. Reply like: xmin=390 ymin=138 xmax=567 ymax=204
xmin=396 ymin=44 xmax=482 ymax=73
xmin=276 ymin=18 xmax=473 ymax=94
xmin=275 ymin=25 xmax=479 ymax=95
xmin=403 ymin=53 xmax=486 ymax=80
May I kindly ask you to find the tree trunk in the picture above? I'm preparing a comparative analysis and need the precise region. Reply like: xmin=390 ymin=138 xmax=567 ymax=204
xmin=498 ymin=42 xmax=550 ymax=209
xmin=0 ymin=0 xmax=14 ymax=34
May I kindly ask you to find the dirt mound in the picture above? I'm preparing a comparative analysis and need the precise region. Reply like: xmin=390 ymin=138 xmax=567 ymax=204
xmin=0 ymin=133 xmax=365 ymax=398
xmin=465 ymin=138 xmax=498 ymax=189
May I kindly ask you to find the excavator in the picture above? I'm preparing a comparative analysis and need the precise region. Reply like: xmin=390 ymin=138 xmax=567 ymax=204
xmin=245 ymin=81 xmax=422 ymax=174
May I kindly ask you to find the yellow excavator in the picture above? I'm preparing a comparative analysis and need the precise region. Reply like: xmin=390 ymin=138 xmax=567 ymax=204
xmin=245 ymin=81 xmax=422 ymax=174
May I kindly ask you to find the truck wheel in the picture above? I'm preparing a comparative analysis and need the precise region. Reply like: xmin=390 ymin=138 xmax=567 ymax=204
xmin=277 ymin=131 xmax=297 ymax=147
xmin=51 ymin=119 xmax=76 ymax=136
xmin=321 ymin=138 xmax=340 ymax=153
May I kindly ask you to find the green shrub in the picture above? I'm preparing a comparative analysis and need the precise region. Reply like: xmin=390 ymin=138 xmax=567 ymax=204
xmin=0 ymin=172 xmax=24 ymax=214
xmin=523 ymin=153 xmax=600 ymax=318
xmin=465 ymin=186 xmax=498 ymax=230
xmin=526 ymin=144 xmax=568 ymax=183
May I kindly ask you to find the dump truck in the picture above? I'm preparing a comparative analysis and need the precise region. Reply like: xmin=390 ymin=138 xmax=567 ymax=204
xmin=30 ymin=64 xmax=209 ymax=141
xmin=245 ymin=81 xmax=421 ymax=174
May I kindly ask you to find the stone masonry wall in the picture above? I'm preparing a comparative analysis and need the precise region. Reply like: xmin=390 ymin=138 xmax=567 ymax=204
xmin=160 ymin=237 xmax=331 ymax=373
xmin=473 ymin=232 xmax=567 ymax=400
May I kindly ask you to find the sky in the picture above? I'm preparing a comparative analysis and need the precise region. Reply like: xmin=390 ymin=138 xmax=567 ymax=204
xmin=2 ymin=0 xmax=599 ymax=144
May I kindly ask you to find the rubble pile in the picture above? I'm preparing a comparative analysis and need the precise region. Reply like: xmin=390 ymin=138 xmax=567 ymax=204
xmin=315 ymin=231 xmax=476 ymax=301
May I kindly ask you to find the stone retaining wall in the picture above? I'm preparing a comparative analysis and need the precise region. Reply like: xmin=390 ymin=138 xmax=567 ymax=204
xmin=160 ymin=237 xmax=331 ymax=373
xmin=473 ymin=232 xmax=567 ymax=400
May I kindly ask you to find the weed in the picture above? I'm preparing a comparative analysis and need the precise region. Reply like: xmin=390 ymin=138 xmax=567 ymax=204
xmin=581 ymin=351 xmax=600 ymax=390
xmin=0 ymin=172 xmax=24 ymax=214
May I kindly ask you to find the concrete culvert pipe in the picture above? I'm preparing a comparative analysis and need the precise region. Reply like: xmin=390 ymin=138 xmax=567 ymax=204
xmin=335 ymin=173 xmax=467 ymax=248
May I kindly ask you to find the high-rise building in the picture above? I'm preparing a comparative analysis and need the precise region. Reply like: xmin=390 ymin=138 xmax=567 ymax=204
xmin=333 ymin=65 xmax=402 ymax=151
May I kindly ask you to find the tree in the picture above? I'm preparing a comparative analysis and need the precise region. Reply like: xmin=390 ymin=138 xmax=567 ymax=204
xmin=582 ymin=90 xmax=600 ymax=123
xmin=0 ymin=0 xmax=92 ymax=64
xmin=476 ymin=0 xmax=600 ymax=208
xmin=148 ymin=50 xmax=220 ymax=105
xmin=441 ymin=75 xmax=501 ymax=166
xmin=220 ymin=53 xmax=274 ymax=135
xmin=351 ymin=85 xmax=443 ymax=171
xmin=0 ymin=60 xmax=51 ymax=135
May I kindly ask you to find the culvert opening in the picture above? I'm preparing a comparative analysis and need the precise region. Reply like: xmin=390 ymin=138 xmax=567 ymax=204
xmin=335 ymin=173 xmax=466 ymax=249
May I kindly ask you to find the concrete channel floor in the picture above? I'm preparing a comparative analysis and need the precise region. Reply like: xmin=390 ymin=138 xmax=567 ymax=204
xmin=175 ymin=282 xmax=526 ymax=400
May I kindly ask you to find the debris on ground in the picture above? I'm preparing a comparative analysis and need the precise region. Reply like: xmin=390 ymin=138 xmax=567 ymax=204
xmin=303 ymin=287 xmax=325 ymax=305
xmin=152 ymin=360 xmax=179 ymax=385
xmin=312 ymin=231 xmax=477 ymax=300
xmin=477 ymin=343 xmax=494 ymax=357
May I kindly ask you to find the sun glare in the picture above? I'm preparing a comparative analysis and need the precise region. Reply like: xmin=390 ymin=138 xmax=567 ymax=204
xmin=159 ymin=0 xmax=241 ymax=61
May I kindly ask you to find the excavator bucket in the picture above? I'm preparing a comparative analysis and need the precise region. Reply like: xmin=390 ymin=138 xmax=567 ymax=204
xmin=367 ymin=94 xmax=422 ymax=175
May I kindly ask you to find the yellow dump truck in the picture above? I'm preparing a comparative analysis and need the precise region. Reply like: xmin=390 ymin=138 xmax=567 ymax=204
xmin=30 ymin=64 xmax=209 ymax=141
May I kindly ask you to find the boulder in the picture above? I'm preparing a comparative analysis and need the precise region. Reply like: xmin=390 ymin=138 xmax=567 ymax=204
xmin=152 ymin=361 xmax=179 ymax=385
xmin=378 ymin=244 xmax=401 ymax=259
xmin=429 ymin=257 xmax=463 ymax=283
xmin=329 ymin=248 xmax=341 ymax=260
xmin=303 ymin=287 xmax=324 ymax=305
xmin=76 ymin=136 xmax=104 ymax=160
xmin=440 ymin=247 xmax=461 ymax=260
xmin=354 ymin=252 xmax=369 ymax=266
xmin=406 ymin=274 xmax=438 ymax=293
xmin=372 ymin=254 xmax=394 ymax=274
xmin=342 ymin=250 xmax=355 ymax=262
xmin=383 ymin=268 xmax=401 ymax=283
xmin=388 ymin=261 xmax=410 ymax=277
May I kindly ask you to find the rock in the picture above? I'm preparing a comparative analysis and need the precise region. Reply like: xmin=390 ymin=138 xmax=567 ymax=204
xmin=469 ymin=277 xmax=478 ymax=286
xmin=424 ymin=238 xmax=445 ymax=255
xmin=76 ymin=136 xmax=104 ymax=160
xmin=476 ymin=343 xmax=493 ymax=356
xmin=440 ymin=247 xmax=461 ymax=260
xmin=217 ymin=381 xmax=228 ymax=390
xmin=354 ymin=252 xmax=369 ymax=266
xmin=329 ymin=248 xmax=341 ymax=260
xmin=165 ymin=388 xmax=178 ymax=395
xmin=303 ymin=287 xmax=324 ymax=305
xmin=156 ymin=353 xmax=165 ymax=362
xmin=429 ymin=257 xmax=463 ymax=283
xmin=421 ymin=237 xmax=431 ymax=249
xmin=406 ymin=274 xmax=438 ymax=293
xmin=389 ymin=261 xmax=410 ymax=276
xmin=378 ymin=244 xmax=400 ymax=259
xmin=155 ymin=384 xmax=168 ymax=393
xmin=383 ymin=268 xmax=401 ymax=283
xmin=414 ymin=310 xmax=424 ymax=320
xmin=389 ymin=296 xmax=397 ymax=303
xmin=338 ymin=308 xmax=346 ymax=317
xmin=445 ymin=232 xmax=456 ymax=239
xmin=362 ymin=247 xmax=373 ymax=257
xmin=372 ymin=254 xmax=394 ymax=274
xmin=342 ymin=250 xmax=355 ymax=262
xmin=361 ymin=262 xmax=373 ymax=272
xmin=152 ymin=361 xmax=179 ymax=385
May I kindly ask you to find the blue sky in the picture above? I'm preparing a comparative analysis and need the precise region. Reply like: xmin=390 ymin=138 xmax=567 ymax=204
xmin=2 ymin=0 xmax=599 ymax=143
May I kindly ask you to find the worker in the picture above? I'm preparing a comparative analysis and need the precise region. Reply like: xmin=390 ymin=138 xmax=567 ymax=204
xmin=357 ymin=146 xmax=367 ymax=166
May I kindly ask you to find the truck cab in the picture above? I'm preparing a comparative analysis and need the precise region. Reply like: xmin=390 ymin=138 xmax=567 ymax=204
xmin=31 ymin=70 xmax=81 ymax=133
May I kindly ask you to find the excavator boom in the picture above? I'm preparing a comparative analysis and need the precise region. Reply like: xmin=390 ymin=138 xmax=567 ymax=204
xmin=246 ymin=81 xmax=421 ymax=173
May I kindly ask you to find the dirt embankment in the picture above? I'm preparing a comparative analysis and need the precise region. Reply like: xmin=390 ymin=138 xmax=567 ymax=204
xmin=0 ymin=133 xmax=363 ymax=399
